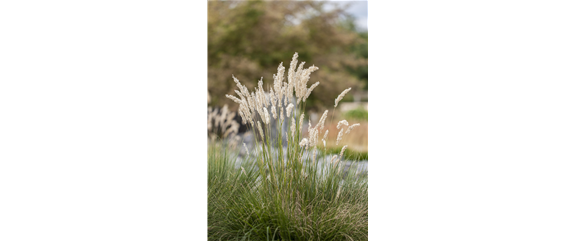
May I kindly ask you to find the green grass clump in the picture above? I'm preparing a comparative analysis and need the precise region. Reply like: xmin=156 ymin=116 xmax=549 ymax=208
xmin=208 ymin=143 xmax=368 ymax=241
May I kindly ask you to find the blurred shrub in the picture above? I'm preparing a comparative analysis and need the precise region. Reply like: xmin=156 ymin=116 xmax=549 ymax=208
xmin=344 ymin=107 xmax=368 ymax=121
xmin=325 ymin=146 xmax=368 ymax=161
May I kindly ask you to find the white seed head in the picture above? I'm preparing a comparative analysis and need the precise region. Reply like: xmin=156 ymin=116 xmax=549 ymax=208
xmin=346 ymin=123 xmax=361 ymax=134
xmin=286 ymin=103 xmax=294 ymax=117
xmin=335 ymin=87 xmax=352 ymax=108
xmin=271 ymin=106 xmax=277 ymax=119
xmin=269 ymin=88 xmax=276 ymax=108
xmin=247 ymin=92 xmax=256 ymax=114
xmin=336 ymin=128 xmax=345 ymax=145
xmin=287 ymin=53 xmax=298 ymax=96
xmin=337 ymin=120 xmax=349 ymax=129
xmin=330 ymin=155 xmax=338 ymax=164
xmin=340 ymin=145 xmax=348 ymax=158
xmin=323 ymin=139 xmax=326 ymax=148
xmin=299 ymin=138 xmax=308 ymax=148
xmin=303 ymin=82 xmax=320 ymax=102
xmin=309 ymin=128 xmax=319 ymax=147
xmin=274 ymin=63 xmax=285 ymax=100
xmin=257 ymin=121 xmax=264 ymax=140
xmin=234 ymin=90 xmax=243 ymax=98
xmin=279 ymin=107 xmax=284 ymax=121
xmin=318 ymin=110 xmax=328 ymax=130
xmin=282 ymin=85 xmax=289 ymax=106
xmin=232 ymin=75 xmax=242 ymax=88
xmin=323 ymin=130 xmax=329 ymax=140
xmin=263 ymin=107 xmax=270 ymax=124
xmin=226 ymin=94 xmax=243 ymax=105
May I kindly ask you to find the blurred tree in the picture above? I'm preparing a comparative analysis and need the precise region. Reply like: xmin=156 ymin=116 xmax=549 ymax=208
xmin=208 ymin=0 xmax=367 ymax=110
xmin=342 ymin=16 xmax=368 ymax=91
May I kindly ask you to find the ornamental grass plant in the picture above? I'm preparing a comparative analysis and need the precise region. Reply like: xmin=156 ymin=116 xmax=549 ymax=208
xmin=208 ymin=53 xmax=368 ymax=241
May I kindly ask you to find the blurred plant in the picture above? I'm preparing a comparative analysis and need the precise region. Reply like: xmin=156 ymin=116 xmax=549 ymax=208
xmin=207 ymin=103 xmax=240 ymax=146
xmin=344 ymin=106 xmax=368 ymax=121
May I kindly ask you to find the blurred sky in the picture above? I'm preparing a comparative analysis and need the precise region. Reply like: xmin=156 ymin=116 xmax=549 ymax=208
xmin=208 ymin=0 xmax=367 ymax=31
xmin=324 ymin=0 xmax=368 ymax=31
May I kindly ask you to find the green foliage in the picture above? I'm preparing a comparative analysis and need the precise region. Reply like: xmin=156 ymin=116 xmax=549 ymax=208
xmin=325 ymin=146 xmax=368 ymax=161
xmin=344 ymin=107 xmax=368 ymax=121
xmin=208 ymin=143 xmax=368 ymax=241
xmin=208 ymin=136 xmax=369 ymax=240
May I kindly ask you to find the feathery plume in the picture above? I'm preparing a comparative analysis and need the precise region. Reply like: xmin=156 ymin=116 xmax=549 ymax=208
xmin=226 ymin=94 xmax=243 ymax=105
xmin=299 ymin=138 xmax=308 ymax=148
xmin=336 ymin=128 xmax=345 ymax=145
xmin=282 ymin=84 xmax=289 ymax=106
xmin=234 ymin=89 xmax=243 ymax=98
xmin=243 ymin=143 xmax=249 ymax=157
xmin=287 ymin=53 xmax=298 ymax=96
xmin=279 ymin=106 xmax=284 ymax=121
xmin=238 ymin=105 xmax=249 ymax=124
xmin=303 ymin=65 xmax=319 ymax=85
xmin=258 ymin=78 xmax=269 ymax=107
xmin=303 ymin=81 xmax=320 ymax=102
xmin=294 ymin=61 xmax=306 ymax=102
xmin=286 ymin=103 xmax=294 ymax=117
xmin=247 ymin=91 xmax=256 ymax=114
xmin=323 ymin=130 xmax=329 ymax=140
xmin=330 ymin=155 xmax=338 ymax=164
xmin=274 ymin=63 xmax=285 ymax=101
xmin=271 ymin=106 xmax=277 ymax=119
xmin=318 ymin=110 xmax=328 ymax=130
xmin=296 ymin=61 xmax=306 ymax=80
xmin=309 ymin=128 xmax=319 ymax=147
xmin=337 ymin=120 xmax=349 ymax=129
xmin=269 ymin=88 xmax=277 ymax=106
xmin=263 ymin=107 xmax=270 ymax=124
xmin=232 ymin=75 xmax=242 ymax=88
xmin=335 ymin=87 xmax=352 ymax=108
xmin=257 ymin=121 xmax=264 ymax=140
xmin=346 ymin=123 xmax=361 ymax=134
xmin=339 ymin=145 xmax=348 ymax=158
xmin=238 ymin=108 xmax=249 ymax=124
xmin=232 ymin=75 xmax=249 ymax=97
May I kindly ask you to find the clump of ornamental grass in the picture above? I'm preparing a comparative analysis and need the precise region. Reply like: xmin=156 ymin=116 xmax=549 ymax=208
xmin=208 ymin=53 xmax=367 ymax=241
xmin=207 ymin=102 xmax=241 ymax=147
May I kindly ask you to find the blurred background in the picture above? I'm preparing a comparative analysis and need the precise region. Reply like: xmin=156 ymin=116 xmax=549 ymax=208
xmin=208 ymin=0 xmax=368 ymax=158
